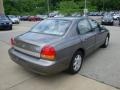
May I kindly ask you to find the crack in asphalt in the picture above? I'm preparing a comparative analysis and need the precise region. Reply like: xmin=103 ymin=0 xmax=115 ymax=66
xmin=79 ymin=74 xmax=120 ymax=90
xmin=5 ymin=75 xmax=38 ymax=90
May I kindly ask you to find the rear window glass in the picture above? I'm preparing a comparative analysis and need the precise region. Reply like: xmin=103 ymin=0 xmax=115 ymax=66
xmin=31 ymin=19 xmax=71 ymax=36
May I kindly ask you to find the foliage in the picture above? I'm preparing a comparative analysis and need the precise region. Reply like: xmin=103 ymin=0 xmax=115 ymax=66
xmin=3 ymin=0 xmax=120 ymax=15
xmin=59 ymin=1 xmax=80 ymax=15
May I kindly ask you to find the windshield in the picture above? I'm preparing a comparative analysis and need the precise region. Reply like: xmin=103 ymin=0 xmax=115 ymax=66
xmin=9 ymin=15 xmax=16 ymax=18
xmin=0 ymin=15 xmax=8 ymax=20
xmin=103 ymin=15 xmax=113 ymax=19
xmin=31 ymin=19 xmax=71 ymax=36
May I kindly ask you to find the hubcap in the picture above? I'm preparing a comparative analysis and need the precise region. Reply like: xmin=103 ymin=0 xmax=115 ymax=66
xmin=105 ymin=37 xmax=109 ymax=46
xmin=73 ymin=54 xmax=82 ymax=71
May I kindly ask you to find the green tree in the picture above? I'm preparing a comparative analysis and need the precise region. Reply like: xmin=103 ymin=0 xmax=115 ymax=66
xmin=3 ymin=0 xmax=120 ymax=15
xmin=59 ymin=1 xmax=80 ymax=15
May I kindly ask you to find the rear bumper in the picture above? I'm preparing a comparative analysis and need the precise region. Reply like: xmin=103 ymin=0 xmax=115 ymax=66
xmin=8 ymin=48 xmax=67 ymax=75
xmin=0 ymin=24 xmax=12 ymax=30
xmin=101 ymin=21 xmax=113 ymax=25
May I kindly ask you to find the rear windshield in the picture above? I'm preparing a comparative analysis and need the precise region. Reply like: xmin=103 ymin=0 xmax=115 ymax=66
xmin=31 ymin=19 xmax=71 ymax=36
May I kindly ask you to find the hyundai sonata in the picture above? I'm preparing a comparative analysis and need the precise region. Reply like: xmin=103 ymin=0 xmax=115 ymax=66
xmin=9 ymin=17 xmax=110 ymax=75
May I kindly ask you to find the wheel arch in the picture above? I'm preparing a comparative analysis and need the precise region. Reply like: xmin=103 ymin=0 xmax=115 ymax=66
xmin=75 ymin=48 xmax=85 ymax=58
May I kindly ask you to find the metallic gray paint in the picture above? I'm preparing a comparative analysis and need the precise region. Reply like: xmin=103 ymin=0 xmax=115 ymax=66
xmin=8 ymin=17 xmax=110 ymax=75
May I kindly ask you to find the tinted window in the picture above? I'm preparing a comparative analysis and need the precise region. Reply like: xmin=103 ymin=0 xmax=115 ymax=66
xmin=78 ymin=19 xmax=91 ymax=34
xmin=31 ymin=19 xmax=71 ymax=36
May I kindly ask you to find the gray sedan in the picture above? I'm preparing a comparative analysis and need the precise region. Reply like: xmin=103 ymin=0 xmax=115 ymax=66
xmin=8 ymin=17 xmax=110 ymax=75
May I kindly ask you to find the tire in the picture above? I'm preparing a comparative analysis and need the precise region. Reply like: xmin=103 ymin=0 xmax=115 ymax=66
xmin=111 ymin=22 xmax=113 ymax=26
xmin=68 ymin=51 xmax=83 ymax=74
xmin=101 ymin=36 xmax=109 ymax=48
xmin=17 ymin=22 xmax=20 ymax=24
xmin=8 ymin=25 xmax=12 ymax=30
xmin=101 ymin=22 xmax=103 ymax=25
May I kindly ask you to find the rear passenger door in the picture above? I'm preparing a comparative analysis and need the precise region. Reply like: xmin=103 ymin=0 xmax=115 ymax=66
xmin=78 ymin=19 xmax=96 ymax=55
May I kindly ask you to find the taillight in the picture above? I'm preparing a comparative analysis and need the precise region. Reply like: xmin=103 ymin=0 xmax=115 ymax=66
xmin=11 ymin=37 xmax=15 ymax=47
xmin=40 ymin=45 xmax=56 ymax=60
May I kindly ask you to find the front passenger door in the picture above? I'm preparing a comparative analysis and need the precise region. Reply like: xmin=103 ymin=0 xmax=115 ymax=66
xmin=88 ymin=19 xmax=107 ymax=48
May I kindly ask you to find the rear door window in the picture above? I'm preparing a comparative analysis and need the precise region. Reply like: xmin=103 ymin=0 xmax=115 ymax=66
xmin=78 ymin=19 xmax=92 ymax=34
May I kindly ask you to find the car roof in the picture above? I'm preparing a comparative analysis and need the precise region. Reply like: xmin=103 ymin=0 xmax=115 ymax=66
xmin=48 ymin=16 xmax=86 ymax=21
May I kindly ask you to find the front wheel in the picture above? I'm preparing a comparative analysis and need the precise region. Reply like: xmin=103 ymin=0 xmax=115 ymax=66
xmin=68 ymin=51 xmax=83 ymax=74
xmin=111 ymin=22 xmax=113 ymax=26
xmin=101 ymin=36 xmax=109 ymax=48
xmin=8 ymin=25 xmax=12 ymax=30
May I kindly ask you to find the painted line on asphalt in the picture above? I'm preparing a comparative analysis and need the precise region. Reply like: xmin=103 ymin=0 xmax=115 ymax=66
xmin=6 ymin=75 xmax=38 ymax=90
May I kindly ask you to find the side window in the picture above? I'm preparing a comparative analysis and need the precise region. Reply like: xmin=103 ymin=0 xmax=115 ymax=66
xmin=89 ymin=19 xmax=98 ymax=29
xmin=78 ymin=19 xmax=91 ymax=34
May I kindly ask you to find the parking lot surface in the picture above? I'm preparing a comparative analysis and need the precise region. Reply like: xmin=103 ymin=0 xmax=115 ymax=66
xmin=0 ymin=21 xmax=120 ymax=90
xmin=80 ymin=26 xmax=120 ymax=88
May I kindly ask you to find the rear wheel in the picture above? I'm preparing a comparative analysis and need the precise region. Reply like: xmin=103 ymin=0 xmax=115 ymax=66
xmin=68 ymin=51 xmax=83 ymax=74
xmin=101 ymin=22 xmax=103 ymax=25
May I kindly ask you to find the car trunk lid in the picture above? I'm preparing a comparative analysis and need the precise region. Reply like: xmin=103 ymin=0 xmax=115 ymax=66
xmin=13 ymin=32 xmax=60 ymax=58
